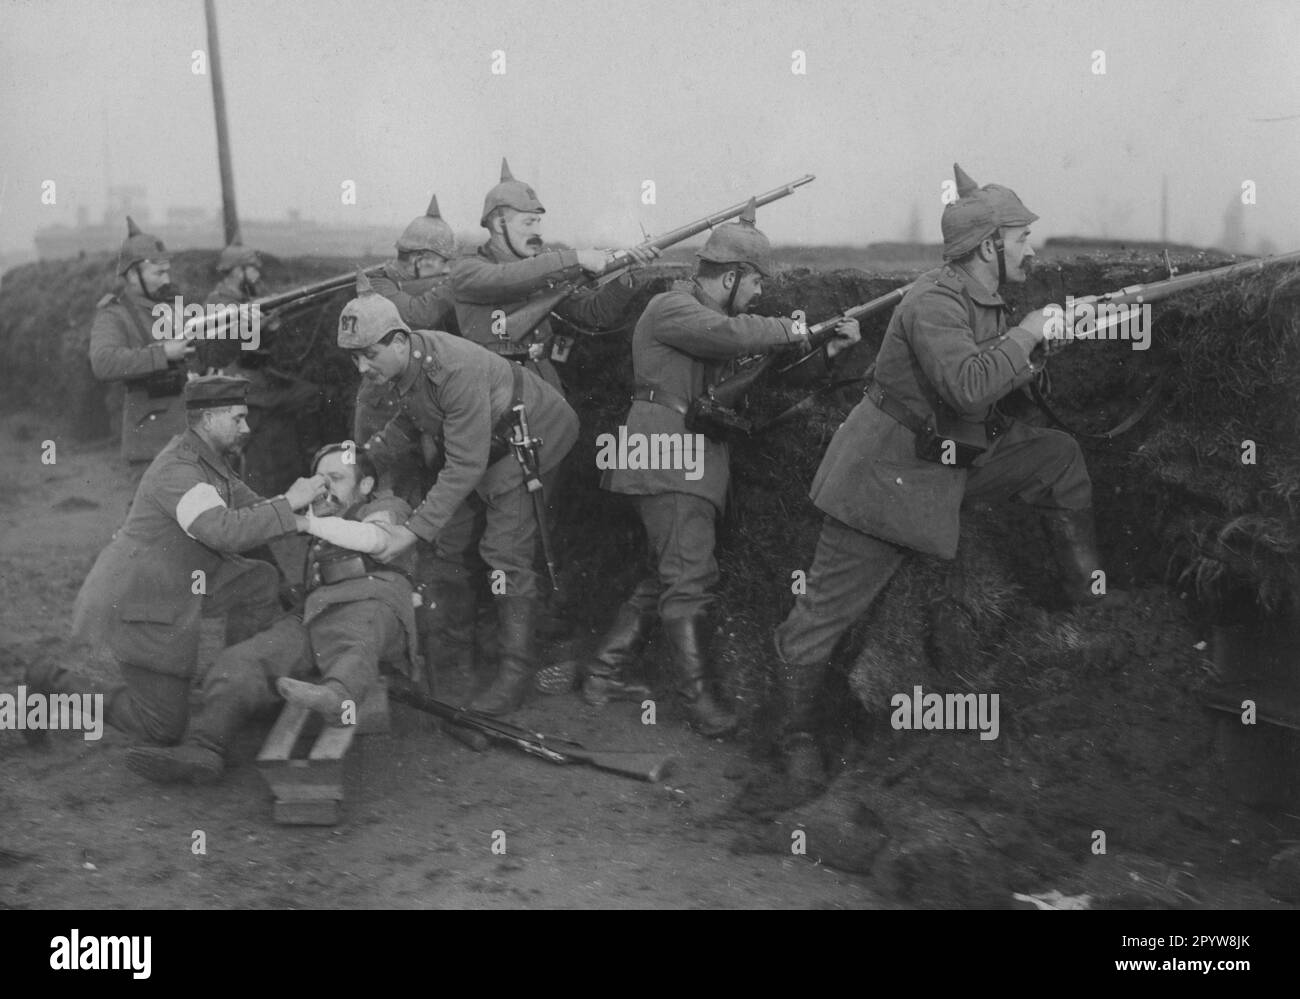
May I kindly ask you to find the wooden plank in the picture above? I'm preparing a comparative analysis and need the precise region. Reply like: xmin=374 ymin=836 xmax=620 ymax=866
xmin=272 ymin=783 xmax=344 ymax=803
xmin=309 ymin=724 xmax=357 ymax=761
xmin=257 ymin=702 xmax=310 ymax=763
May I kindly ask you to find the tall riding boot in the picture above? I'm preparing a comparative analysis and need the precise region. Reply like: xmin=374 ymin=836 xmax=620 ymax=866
xmin=580 ymin=603 xmax=657 ymax=707
xmin=663 ymin=614 xmax=736 ymax=738
xmin=469 ymin=596 xmax=538 ymax=717
xmin=1041 ymin=508 xmax=1128 ymax=608
xmin=775 ymin=645 xmax=829 ymax=802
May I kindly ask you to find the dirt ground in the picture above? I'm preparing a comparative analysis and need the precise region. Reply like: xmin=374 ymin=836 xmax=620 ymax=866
xmin=0 ymin=408 xmax=1295 ymax=910
xmin=0 ymin=414 xmax=883 ymax=910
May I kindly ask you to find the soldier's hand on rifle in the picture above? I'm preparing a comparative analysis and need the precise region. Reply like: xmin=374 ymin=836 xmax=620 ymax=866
xmin=624 ymin=244 xmax=661 ymax=267
xmin=1015 ymin=305 xmax=1065 ymax=346
xmin=372 ymin=523 xmax=418 ymax=563
xmin=825 ymin=318 xmax=861 ymax=359
xmin=283 ymin=474 xmax=328 ymax=512
xmin=576 ymin=249 xmax=611 ymax=275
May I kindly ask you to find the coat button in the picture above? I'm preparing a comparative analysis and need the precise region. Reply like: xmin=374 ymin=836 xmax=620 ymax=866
xmin=895 ymin=476 xmax=903 ymax=485
xmin=413 ymin=350 xmax=422 ymax=359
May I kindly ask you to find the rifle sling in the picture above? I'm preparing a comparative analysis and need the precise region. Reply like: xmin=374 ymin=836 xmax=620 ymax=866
xmin=1029 ymin=368 xmax=1168 ymax=441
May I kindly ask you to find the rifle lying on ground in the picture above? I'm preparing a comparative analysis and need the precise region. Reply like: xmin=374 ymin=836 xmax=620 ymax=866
xmin=1032 ymin=249 xmax=1300 ymax=439
xmin=501 ymin=175 xmax=816 ymax=343
xmin=687 ymin=281 xmax=915 ymax=438
xmin=388 ymin=682 xmax=676 ymax=783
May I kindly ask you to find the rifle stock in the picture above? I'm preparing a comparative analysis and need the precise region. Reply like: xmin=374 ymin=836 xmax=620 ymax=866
xmin=388 ymin=682 xmax=676 ymax=782
xmin=502 ymin=175 xmax=816 ymax=343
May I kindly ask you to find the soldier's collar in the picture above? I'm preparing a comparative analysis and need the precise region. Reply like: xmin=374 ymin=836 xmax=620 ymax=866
xmin=688 ymin=279 xmax=727 ymax=315
xmin=396 ymin=331 xmax=432 ymax=394
xmin=181 ymin=428 xmax=238 ymax=478
xmin=948 ymin=262 xmax=1005 ymax=306
xmin=120 ymin=282 xmax=154 ymax=308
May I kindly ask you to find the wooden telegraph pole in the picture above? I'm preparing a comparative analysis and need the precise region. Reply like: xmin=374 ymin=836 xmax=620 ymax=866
xmin=204 ymin=0 xmax=240 ymax=245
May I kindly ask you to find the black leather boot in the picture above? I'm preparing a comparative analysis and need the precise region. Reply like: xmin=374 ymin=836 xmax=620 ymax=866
xmin=663 ymin=614 xmax=736 ymax=738
xmin=470 ymin=596 xmax=538 ymax=717
xmin=581 ymin=603 xmax=656 ymax=707
xmin=1041 ymin=508 xmax=1127 ymax=608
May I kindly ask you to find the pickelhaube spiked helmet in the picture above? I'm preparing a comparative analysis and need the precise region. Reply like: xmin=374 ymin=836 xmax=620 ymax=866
xmin=337 ymin=269 xmax=410 ymax=350
xmin=941 ymin=163 xmax=1038 ymax=261
xmin=479 ymin=158 xmax=545 ymax=228
xmin=216 ymin=238 xmax=261 ymax=273
xmin=396 ymin=194 xmax=457 ymax=257
xmin=696 ymin=198 xmax=775 ymax=278
xmin=117 ymin=216 xmax=169 ymax=276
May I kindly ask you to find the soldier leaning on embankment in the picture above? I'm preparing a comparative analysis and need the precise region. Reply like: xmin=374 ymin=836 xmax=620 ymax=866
xmin=582 ymin=200 xmax=862 ymax=739
xmin=88 ymin=217 xmax=194 ymax=473
xmin=769 ymin=163 xmax=1127 ymax=805
xmin=342 ymin=274 xmax=579 ymax=719
xmin=24 ymin=376 xmax=326 ymax=753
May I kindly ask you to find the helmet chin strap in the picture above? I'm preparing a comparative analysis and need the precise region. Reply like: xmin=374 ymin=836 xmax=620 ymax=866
xmin=725 ymin=265 xmax=747 ymax=314
xmin=993 ymin=228 xmax=1007 ymax=285
xmin=501 ymin=220 xmax=531 ymax=260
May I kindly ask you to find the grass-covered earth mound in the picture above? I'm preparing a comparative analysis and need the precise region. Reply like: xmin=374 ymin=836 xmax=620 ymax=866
xmin=3 ymin=246 xmax=1297 ymax=907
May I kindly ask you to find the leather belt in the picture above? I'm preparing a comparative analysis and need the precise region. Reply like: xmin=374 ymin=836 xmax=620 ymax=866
xmin=632 ymin=386 xmax=691 ymax=416
xmin=866 ymin=380 xmax=1007 ymax=443
xmin=865 ymin=381 xmax=927 ymax=436
xmin=484 ymin=340 xmax=539 ymax=361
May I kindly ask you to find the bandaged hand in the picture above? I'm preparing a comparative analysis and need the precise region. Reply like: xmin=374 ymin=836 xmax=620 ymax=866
xmin=301 ymin=511 xmax=388 ymax=555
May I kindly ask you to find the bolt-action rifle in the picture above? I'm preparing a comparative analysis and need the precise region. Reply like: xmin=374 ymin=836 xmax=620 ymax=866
xmin=180 ymin=265 xmax=386 ymax=344
xmin=1043 ymin=249 xmax=1300 ymax=347
xmin=1031 ymin=249 xmax=1300 ymax=439
xmin=686 ymin=281 xmax=915 ymax=439
xmin=388 ymin=682 xmax=676 ymax=782
xmin=499 ymin=175 xmax=816 ymax=344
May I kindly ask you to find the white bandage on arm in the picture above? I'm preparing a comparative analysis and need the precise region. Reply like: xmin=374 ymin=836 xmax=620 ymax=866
xmin=304 ymin=512 xmax=388 ymax=554
xmin=175 ymin=482 xmax=227 ymax=539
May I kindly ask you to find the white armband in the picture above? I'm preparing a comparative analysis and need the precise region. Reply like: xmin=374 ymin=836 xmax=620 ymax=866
xmin=304 ymin=512 xmax=388 ymax=554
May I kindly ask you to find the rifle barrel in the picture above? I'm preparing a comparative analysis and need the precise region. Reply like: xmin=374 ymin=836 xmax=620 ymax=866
xmin=806 ymin=281 xmax=915 ymax=338
xmin=1084 ymin=250 xmax=1300 ymax=307
xmin=605 ymin=175 xmax=815 ymax=272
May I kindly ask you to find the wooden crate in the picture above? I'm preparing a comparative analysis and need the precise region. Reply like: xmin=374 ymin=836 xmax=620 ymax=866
xmin=257 ymin=678 xmax=389 ymax=825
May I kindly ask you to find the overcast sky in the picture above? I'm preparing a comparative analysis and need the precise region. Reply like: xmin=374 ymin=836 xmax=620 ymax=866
xmin=2 ymin=0 xmax=1298 ymax=255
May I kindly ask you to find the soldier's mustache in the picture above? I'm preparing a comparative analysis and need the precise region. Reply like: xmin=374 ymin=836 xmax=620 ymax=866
xmin=526 ymin=236 xmax=543 ymax=248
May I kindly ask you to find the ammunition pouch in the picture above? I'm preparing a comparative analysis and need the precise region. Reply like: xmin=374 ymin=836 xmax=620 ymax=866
xmin=684 ymin=394 xmax=753 ymax=443
xmin=488 ymin=364 xmax=528 ymax=464
xmin=317 ymin=554 xmax=382 ymax=587
xmin=866 ymin=381 xmax=1005 ymax=470
xmin=632 ymin=385 xmax=749 ymax=443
